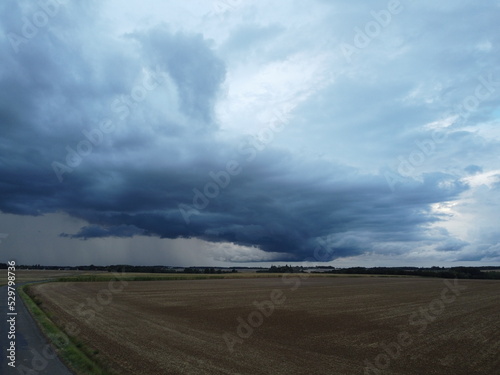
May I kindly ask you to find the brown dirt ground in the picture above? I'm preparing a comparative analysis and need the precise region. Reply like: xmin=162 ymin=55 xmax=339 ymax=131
xmin=30 ymin=277 xmax=500 ymax=375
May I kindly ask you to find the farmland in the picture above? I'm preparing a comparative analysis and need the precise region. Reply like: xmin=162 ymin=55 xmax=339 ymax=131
xmin=0 ymin=269 xmax=108 ymax=286
xmin=28 ymin=277 xmax=500 ymax=375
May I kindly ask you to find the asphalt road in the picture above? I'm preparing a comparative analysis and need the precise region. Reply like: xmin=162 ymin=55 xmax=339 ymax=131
xmin=0 ymin=282 xmax=73 ymax=375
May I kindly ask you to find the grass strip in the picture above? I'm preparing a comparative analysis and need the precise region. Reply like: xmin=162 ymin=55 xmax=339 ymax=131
xmin=19 ymin=284 xmax=114 ymax=375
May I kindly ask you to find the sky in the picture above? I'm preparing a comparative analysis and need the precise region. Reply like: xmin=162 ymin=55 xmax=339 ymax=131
xmin=1 ymin=0 xmax=499 ymax=267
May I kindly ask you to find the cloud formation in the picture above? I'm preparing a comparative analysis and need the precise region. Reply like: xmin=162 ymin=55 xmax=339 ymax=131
xmin=1 ymin=0 xmax=499 ymax=264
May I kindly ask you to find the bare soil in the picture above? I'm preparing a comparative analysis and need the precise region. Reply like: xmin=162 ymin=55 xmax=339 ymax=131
xmin=30 ymin=277 xmax=500 ymax=375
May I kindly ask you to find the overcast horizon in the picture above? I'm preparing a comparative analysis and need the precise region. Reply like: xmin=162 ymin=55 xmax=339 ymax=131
xmin=1 ymin=0 xmax=500 ymax=268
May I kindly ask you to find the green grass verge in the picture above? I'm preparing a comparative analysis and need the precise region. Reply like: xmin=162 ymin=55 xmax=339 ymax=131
xmin=19 ymin=284 xmax=114 ymax=375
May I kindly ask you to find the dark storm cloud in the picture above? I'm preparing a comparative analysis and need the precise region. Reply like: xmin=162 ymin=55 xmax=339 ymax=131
xmin=61 ymin=224 xmax=144 ymax=239
xmin=130 ymin=25 xmax=226 ymax=123
xmin=0 ymin=0 xmax=492 ymax=263
xmin=50 ymin=150 xmax=468 ymax=260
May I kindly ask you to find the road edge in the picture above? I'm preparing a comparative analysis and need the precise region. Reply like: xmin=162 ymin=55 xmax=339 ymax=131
xmin=19 ymin=283 xmax=112 ymax=375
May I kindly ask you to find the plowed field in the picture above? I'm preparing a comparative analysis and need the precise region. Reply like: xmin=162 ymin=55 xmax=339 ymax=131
xmin=30 ymin=277 xmax=500 ymax=375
